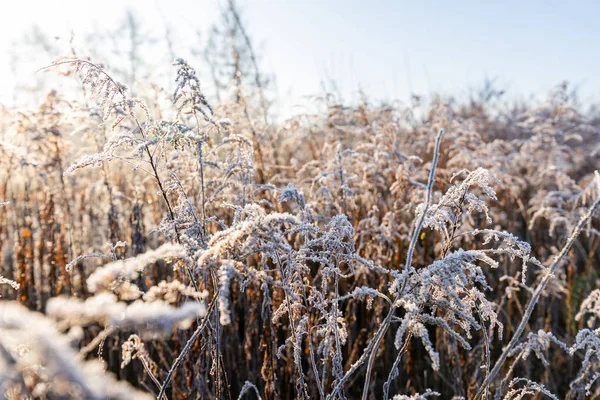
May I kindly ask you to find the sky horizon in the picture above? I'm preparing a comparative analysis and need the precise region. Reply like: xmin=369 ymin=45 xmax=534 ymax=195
xmin=1 ymin=0 xmax=599 ymax=116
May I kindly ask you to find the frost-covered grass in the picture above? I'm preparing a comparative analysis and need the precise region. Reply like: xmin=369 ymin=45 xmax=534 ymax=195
xmin=0 ymin=30 xmax=600 ymax=400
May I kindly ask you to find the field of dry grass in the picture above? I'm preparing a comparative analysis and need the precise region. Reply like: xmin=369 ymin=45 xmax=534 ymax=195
xmin=0 ymin=5 xmax=599 ymax=400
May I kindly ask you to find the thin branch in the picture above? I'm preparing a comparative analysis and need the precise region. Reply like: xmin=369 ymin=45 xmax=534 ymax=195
xmin=157 ymin=296 xmax=217 ymax=400
xmin=474 ymin=195 xmax=600 ymax=399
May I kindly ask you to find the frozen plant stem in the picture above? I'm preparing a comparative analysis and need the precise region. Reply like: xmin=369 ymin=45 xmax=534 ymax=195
xmin=42 ymin=59 xmax=181 ymax=244
xmin=196 ymin=139 xmax=207 ymax=244
xmin=382 ymin=331 xmax=413 ymax=400
xmin=474 ymin=194 xmax=600 ymax=399
xmin=326 ymin=129 xmax=444 ymax=400
xmin=275 ymin=252 xmax=309 ymax=399
xmin=398 ymin=130 xmax=445 ymax=296
xmin=157 ymin=296 xmax=217 ymax=400
xmin=42 ymin=59 xmax=200 ymax=293
xmin=337 ymin=150 xmax=347 ymax=215
xmin=361 ymin=129 xmax=444 ymax=400
xmin=210 ymin=270 xmax=222 ymax=399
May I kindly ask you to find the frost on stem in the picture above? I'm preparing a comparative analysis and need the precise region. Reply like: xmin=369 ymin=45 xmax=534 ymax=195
xmin=569 ymin=328 xmax=600 ymax=396
xmin=279 ymin=183 xmax=306 ymax=209
xmin=416 ymin=167 xmax=500 ymax=243
xmin=0 ymin=275 xmax=19 ymax=291
xmin=392 ymin=249 xmax=503 ymax=371
xmin=472 ymin=229 xmax=544 ymax=284
xmin=218 ymin=263 xmax=235 ymax=325
xmin=173 ymin=58 xmax=214 ymax=122
xmin=576 ymin=289 xmax=600 ymax=329
xmin=64 ymin=132 xmax=140 ymax=175
xmin=40 ymin=58 xmax=148 ymax=122
xmin=197 ymin=204 xmax=300 ymax=269
xmin=508 ymin=330 xmax=569 ymax=367
xmin=503 ymin=378 xmax=559 ymax=400
xmin=237 ymin=381 xmax=263 ymax=400
xmin=392 ymin=389 xmax=440 ymax=400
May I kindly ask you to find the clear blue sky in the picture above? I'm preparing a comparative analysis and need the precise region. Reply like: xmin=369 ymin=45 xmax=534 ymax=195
xmin=1 ymin=0 xmax=599 ymax=115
